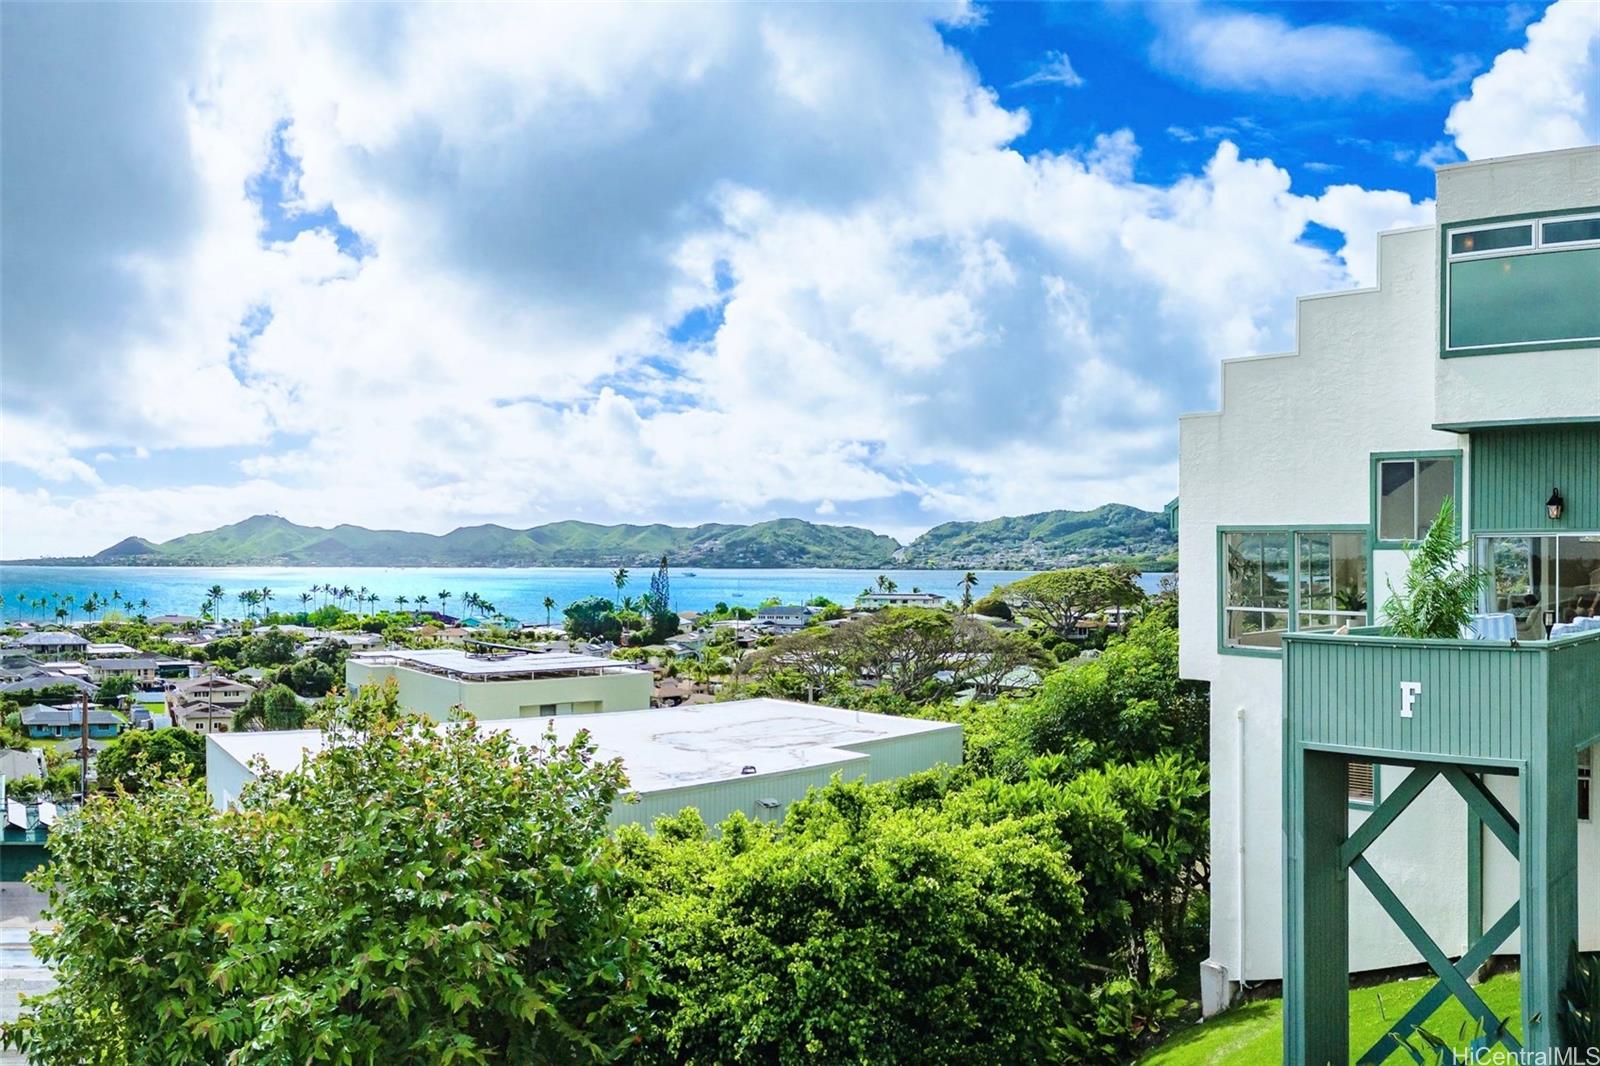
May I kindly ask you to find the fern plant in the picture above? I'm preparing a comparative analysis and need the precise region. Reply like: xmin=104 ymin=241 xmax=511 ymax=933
xmin=1382 ymin=499 xmax=1487 ymax=639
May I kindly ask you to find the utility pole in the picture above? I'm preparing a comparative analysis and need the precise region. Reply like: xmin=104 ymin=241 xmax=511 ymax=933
xmin=78 ymin=690 xmax=90 ymax=799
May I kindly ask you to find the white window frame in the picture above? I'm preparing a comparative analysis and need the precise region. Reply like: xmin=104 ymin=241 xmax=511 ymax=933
xmin=1443 ymin=211 xmax=1600 ymax=352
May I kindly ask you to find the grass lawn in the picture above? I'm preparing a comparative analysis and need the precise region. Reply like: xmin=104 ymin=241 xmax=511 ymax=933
xmin=1139 ymin=971 xmax=1522 ymax=1065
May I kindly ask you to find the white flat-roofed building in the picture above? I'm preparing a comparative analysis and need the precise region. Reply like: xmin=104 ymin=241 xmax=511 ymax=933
xmin=856 ymin=591 xmax=947 ymax=609
xmin=344 ymin=646 xmax=652 ymax=722
xmin=205 ymin=698 xmax=963 ymax=828
xmin=85 ymin=643 xmax=141 ymax=658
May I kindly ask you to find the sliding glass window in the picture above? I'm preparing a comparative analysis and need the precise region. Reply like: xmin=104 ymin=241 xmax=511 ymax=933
xmin=1476 ymin=533 xmax=1600 ymax=638
xmin=1222 ymin=529 xmax=1368 ymax=652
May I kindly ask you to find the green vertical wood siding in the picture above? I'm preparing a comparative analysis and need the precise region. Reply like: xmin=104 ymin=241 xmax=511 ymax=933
xmin=1282 ymin=629 xmax=1599 ymax=1061
xmin=1470 ymin=425 xmax=1600 ymax=533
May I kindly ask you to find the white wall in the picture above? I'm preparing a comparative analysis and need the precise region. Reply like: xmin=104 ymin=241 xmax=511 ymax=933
xmin=1175 ymin=190 xmax=1600 ymax=1004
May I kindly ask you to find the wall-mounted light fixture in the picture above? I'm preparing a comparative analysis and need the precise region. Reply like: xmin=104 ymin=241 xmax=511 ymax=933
xmin=1546 ymin=487 xmax=1565 ymax=521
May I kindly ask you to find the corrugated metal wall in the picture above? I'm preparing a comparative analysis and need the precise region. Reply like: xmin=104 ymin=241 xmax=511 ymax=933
xmin=1470 ymin=424 xmax=1600 ymax=533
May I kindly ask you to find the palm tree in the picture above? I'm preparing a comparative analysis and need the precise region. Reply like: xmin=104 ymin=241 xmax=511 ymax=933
xmin=612 ymin=568 xmax=629 ymax=600
xmin=357 ymin=586 xmax=371 ymax=617
xmin=207 ymin=585 xmax=226 ymax=620
xmin=340 ymin=585 xmax=354 ymax=612
xmin=415 ymin=594 xmax=430 ymax=610
xmin=63 ymin=594 xmax=75 ymax=621
xmin=543 ymin=596 xmax=556 ymax=626
xmin=299 ymin=592 xmax=313 ymax=614
xmin=437 ymin=590 xmax=452 ymax=617
xmin=959 ymin=571 xmax=979 ymax=610
xmin=463 ymin=592 xmax=482 ymax=618
xmin=394 ymin=594 xmax=409 ymax=612
xmin=54 ymin=607 xmax=67 ymax=623
xmin=137 ymin=598 xmax=149 ymax=618
xmin=14 ymin=592 xmax=26 ymax=619
xmin=259 ymin=588 xmax=274 ymax=619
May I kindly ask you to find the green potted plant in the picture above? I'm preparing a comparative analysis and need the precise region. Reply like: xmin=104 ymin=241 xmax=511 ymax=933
xmin=1381 ymin=499 xmax=1487 ymax=639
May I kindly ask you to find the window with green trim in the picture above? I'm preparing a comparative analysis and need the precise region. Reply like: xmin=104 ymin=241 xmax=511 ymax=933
xmin=1223 ymin=531 xmax=1291 ymax=649
xmin=1296 ymin=532 xmax=1368 ymax=631
xmin=1377 ymin=456 xmax=1456 ymax=542
xmin=1444 ymin=211 xmax=1600 ymax=353
xmin=1221 ymin=528 xmax=1369 ymax=652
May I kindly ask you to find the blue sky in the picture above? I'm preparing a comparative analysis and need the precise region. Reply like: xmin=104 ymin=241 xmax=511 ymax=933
xmin=1 ymin=1 xmax=1596 ymax=557
xmin=955 ymin=2 xmax=1538 ymax=195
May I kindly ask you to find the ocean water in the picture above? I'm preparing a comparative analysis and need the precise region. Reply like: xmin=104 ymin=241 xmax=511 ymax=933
xmin=0 ymin=565 xmax=1167 ymax=624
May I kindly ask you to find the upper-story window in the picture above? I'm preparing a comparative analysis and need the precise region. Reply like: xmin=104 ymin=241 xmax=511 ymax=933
xmin=1444 ymin=210 xmax=1600 ymax=356
xmin=1374 ymin=453 xmax=1459 ymax=545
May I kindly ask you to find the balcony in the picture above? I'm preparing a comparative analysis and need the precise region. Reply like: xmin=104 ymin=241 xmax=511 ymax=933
xmin=1281 ymin=625 xmax=1600 ymax=1063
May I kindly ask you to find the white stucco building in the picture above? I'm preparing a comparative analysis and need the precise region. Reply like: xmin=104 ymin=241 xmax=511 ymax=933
xmin=1178 ymin=146 xmax=1599 ymax=1014
xmin=344 ymin=646 xmax=653 ymax=721
xmin=205 ymin=698 xmax=962 ymax=828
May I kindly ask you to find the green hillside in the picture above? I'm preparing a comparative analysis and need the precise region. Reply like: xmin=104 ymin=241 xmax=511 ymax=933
xmin=898 ymin=503 xmax=1176 ymax=570
xmin=8 ymin=504 xmax=1177 ymax=570
xmin=37 ymin=514 xmax=902 ymax=569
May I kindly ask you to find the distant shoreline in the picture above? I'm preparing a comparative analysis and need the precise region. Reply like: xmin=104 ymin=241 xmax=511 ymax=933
xmin=1 ymin=559 xmax=1177 ymax=572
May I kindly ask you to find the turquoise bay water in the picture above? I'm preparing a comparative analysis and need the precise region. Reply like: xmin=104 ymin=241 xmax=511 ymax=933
xmin=0 ymin=565 xmax=1165 ymax=624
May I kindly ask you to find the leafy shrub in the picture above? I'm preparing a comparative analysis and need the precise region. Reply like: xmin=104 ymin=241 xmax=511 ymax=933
xmin=3 ymin=695 xmax=651 ymax=1063
xmin=1382 ymin=499 xmax=1487 ymax=639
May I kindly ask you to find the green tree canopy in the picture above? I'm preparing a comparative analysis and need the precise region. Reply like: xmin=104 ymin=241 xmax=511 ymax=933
xmin=232 ymin=683 xmax=307 ymax=732
xmin=94 ymin=673 xmax=137 ymax=708
xmin=563 ymin=596 xmax=622 ymax=642
xmin=998 ymin=565 xmax=1145 ymax=639
xmin=4 ymin=700 xmax=651 ymax=1064
xmin=94 ymin=728 xmax=206 ymax=794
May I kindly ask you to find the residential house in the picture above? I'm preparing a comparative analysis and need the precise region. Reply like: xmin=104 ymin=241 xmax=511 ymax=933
xmin=1 ymin=788 xmax=78 ymax=881
xmin=85 ymin=658 xmax=159 ymax=684
xmin=1177 ymin=146 xmax=1599 ymax=1057
xmin=208 ymin=699 xmax=963 ymax=830
xmin=84 ymin=642 xmax=141 ymax=658
xmin=20 ymin=705 xmax=123 ymax=740
xmin=855 ymin=591 xmax=947 ymax=609
xmin=344 ymin=646 xmax=652 ymax=722
xmin=169 ymin=676 xmax=256 ymax=734
xmin=755 ymin=605 xmax=818 ymax=631
xmin=11 ymin=631 xmax=89 ymax=658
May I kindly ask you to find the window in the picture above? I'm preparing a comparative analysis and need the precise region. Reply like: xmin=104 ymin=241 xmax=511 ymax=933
xmin=1376 ymin=455 xmax=1458 ymax=544
xmin=1221 ymin=528 xmax=1369 ymax=652
xmin=1542 ymin=216 xmax=1600 ymax=246
xmin=1348 ymin=762 xmax=1376 ymax=806
xmin=1476 ymin=534 xmax=1600 ymax=638
xmin=1297 ymin=532 xmax=1369 ymax=631
xmin=1450 ymin=225 xmax=1532 ymax=256
xmin=1223 ymin=531 xmax=1291 ymax=649
xmin=1580 ymin=747 xmax=1592 ymax=823
xmin=1445 ymin=212 xmax=1600 ymax=353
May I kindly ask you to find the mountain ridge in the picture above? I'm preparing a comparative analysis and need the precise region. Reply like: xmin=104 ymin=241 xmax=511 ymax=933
xmin=5 ymin=505 xmax=1176 ymax=570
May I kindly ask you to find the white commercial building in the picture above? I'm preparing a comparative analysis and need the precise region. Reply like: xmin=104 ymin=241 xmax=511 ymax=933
xmin=1178 ymin=146 xmax=1599 ymax=1015
xmin=345 ymin=646 xmax=653 ymax=722
xmin=205 ymin=698 xmax=962 ymax=828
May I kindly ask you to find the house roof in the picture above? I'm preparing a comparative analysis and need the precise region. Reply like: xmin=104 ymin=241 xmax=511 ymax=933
xmin=0 ymin=671 xmax=96 ymax=695
xmin=14 ymin=631 xmax=88 ymax=647
xmin=20 ymin=705 xmax=120 ymax=727
xmin=211 ymin=698 xmax=961 ymax=794
xmin=86 ymin=658 xmax=159 ymax=670
xmin=174 ymin=676 xmax=255 ymax=694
